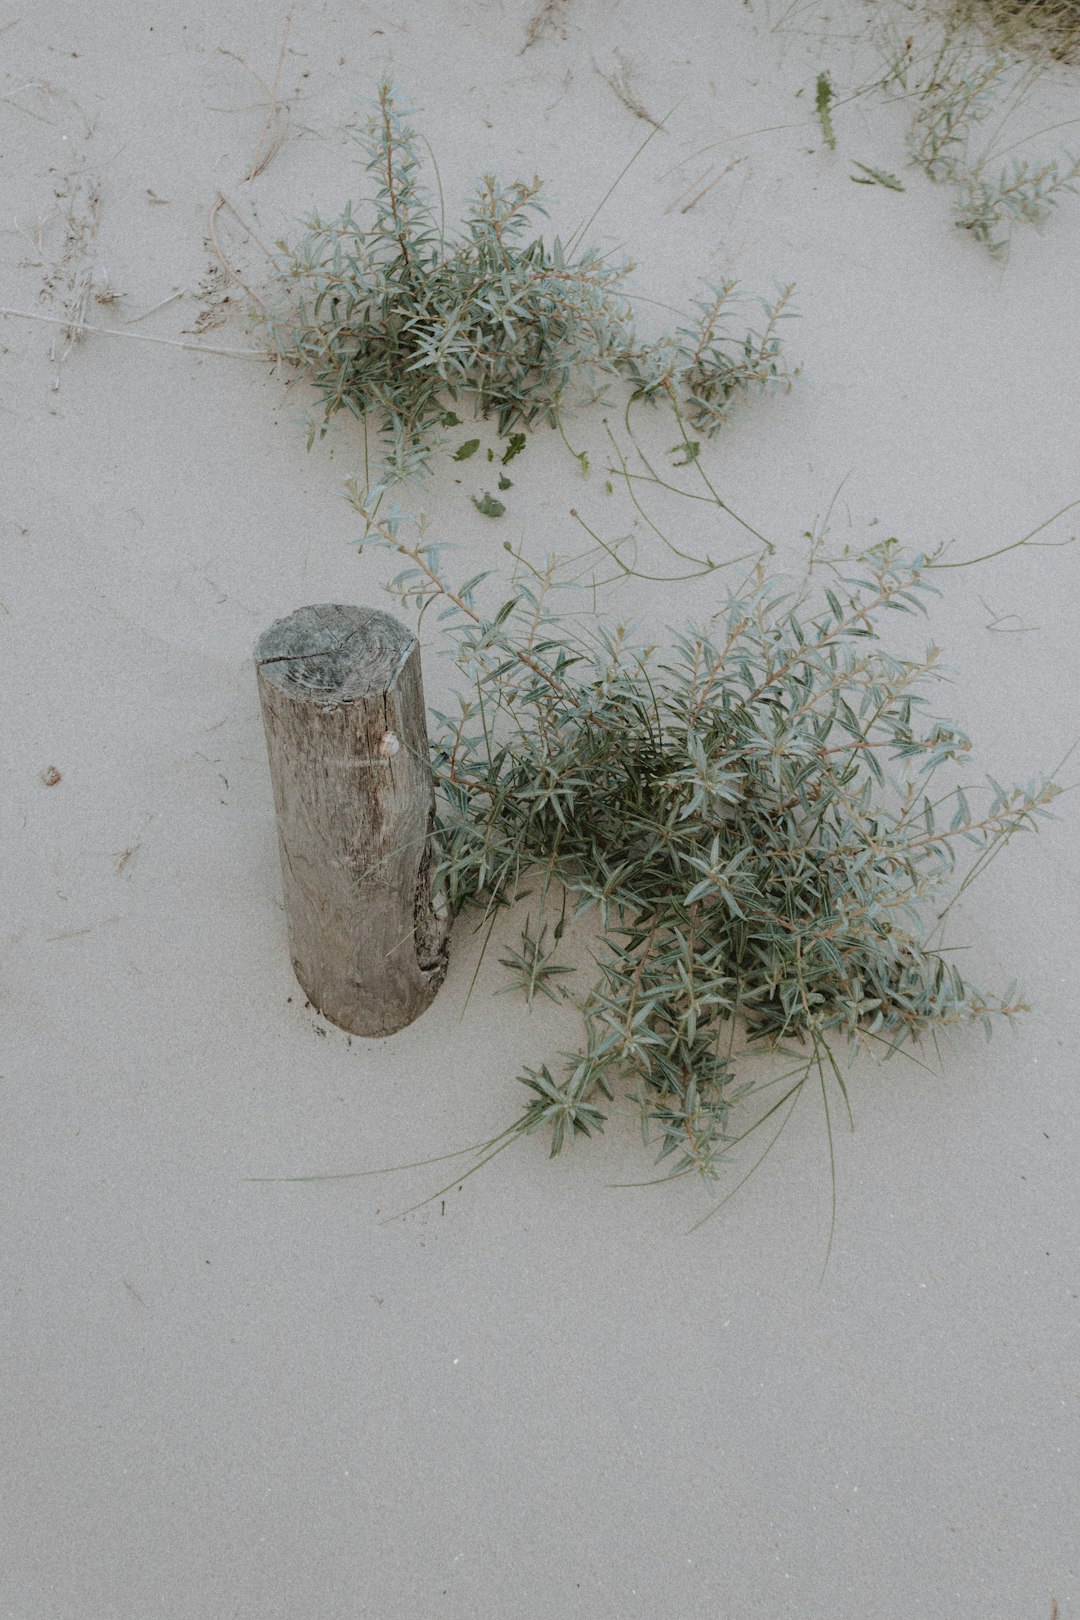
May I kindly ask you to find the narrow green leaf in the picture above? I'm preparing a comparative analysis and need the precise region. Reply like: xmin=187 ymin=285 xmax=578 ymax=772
xmin=850 ymin=161 xmax=905 ymax=191
xmin=816 ymin=72 xmax=837 ymax=152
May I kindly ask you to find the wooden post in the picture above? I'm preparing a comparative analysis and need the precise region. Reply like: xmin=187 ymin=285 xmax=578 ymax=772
xmin=254 ymin=603 xmax=450 ymax=1036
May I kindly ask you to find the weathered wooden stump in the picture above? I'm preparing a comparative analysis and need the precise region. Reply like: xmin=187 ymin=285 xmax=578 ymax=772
xmin=255 ymin=604 xmax=450 ymax=1036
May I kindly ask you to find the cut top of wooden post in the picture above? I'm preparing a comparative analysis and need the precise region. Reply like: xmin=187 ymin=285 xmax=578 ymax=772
xmin=255 ymin=602 xmax=415 ymax=703
xmin=255 ymin=603 xmax=450 ymax=1038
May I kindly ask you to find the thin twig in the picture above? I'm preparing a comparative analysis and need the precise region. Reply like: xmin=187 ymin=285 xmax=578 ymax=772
xmin=124 ymin=287 xmax=188 ymax=325
xmin=218 ymin=10 xmax=293 ymax=183
xmin=679 ymin=159 xmax=746 ymax=215
xmin=928 ymin=499 xmax=1079 ymax=568
xmin=594 ymin=49 xmax=666 ymax=129
xmin=1 ymin=94 xmax=51 ymax=122
xmin=567 ymin=107 xmax=675 ymax=254
xmin=213 ymin=191 xmax=277 ymax=264
xmin=521 ymin=0 xmax=572 ymax=52
xmin=0 ymin=305 xmax=270 ymax=358
xmin=207 ymin=193 xmax=270 ymax=311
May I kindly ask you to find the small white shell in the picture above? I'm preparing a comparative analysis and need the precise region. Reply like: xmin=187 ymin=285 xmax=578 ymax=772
xmin=378 ymin=730 xmax=400 ymax=759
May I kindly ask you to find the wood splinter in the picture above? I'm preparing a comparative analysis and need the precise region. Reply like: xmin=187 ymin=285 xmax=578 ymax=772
xmin=255 ymin=603 xmax=450 ymax=1037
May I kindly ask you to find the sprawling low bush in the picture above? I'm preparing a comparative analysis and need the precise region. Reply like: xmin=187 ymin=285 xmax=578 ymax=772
xmin=365 ymin=505 xmax=1058 ymax=1201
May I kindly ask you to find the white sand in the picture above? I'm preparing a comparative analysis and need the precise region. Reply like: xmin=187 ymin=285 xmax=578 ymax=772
xmin=3 ymin=1 xmax=1079 ymax=1615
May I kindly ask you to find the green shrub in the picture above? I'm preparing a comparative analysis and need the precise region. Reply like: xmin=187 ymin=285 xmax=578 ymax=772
xmin=366 ymin=507 xmax=1058 ymax=1199
xmin=265 ymin=82 xmax=796 ymax=490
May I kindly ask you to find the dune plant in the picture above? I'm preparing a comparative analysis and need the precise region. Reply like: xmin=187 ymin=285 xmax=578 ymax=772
xmin=264 ymin=82 xmax=796 ymax=491
xmin=784 ymin=9 xmax=1080 ymax=256
xmin=903 ymin=43 xmax=1080 ymax=252
xmin=952 ymin=0 xmax=1080 ymax=60
xmin=359 ymin=500 xmax=1059 ymax=1209
xmin=950 ymin=149 xmax=1080 ymax=247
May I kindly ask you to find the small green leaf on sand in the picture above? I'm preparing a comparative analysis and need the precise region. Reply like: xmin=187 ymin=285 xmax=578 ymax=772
xmin=670 ymin=439 xmax=700 ymax=466
xmin=472 ymin=491 xmax=506 ymax=517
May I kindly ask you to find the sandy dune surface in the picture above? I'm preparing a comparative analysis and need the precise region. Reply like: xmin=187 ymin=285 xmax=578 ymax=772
xmin=3 ymin=2 xmax=1079 ymax=1615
